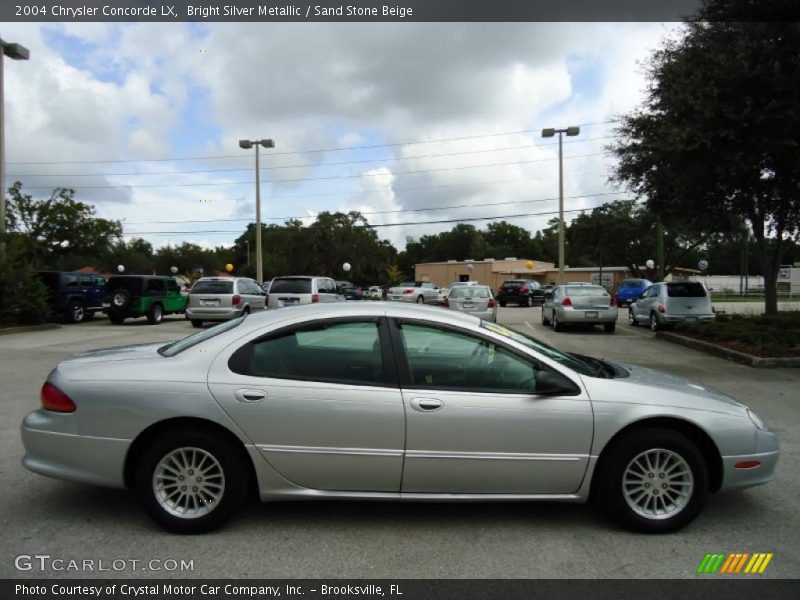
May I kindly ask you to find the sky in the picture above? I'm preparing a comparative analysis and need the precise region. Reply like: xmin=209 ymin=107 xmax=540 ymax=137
xmin=1 ymin=21 xmax=682 ymax=252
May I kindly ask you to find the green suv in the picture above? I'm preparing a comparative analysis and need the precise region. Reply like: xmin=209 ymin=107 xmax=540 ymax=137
xmin=104 ymin=275 xmax=187 ymax=325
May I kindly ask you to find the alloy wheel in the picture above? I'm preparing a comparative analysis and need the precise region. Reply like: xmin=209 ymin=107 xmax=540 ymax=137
xmin=152 ymin=447 xmax=225 ymax=519
xmin=622 ymin=448 xmax=693 ymax=520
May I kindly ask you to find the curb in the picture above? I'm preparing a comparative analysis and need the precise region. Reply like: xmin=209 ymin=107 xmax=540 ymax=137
xmin=656 ymin=331 xmax=800 ymax=368
xmin=0 ymin=323 xmax=62 ymax=336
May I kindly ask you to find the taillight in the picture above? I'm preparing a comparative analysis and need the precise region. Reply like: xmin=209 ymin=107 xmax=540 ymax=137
xmin=561 ymin=297 xmax=572 ymax=307
xmin=442 ymin=298 xmax=449 ymax=307
xmin=232 ymin=294 xmax=241 ymax=306
xmin=610 ymin=296 xmax=617 ymax=307
xmin=311 ymin=294 xmax=320 ymax=303
xmin=657 ymin=305 xmax=666 ymax=313
xmin=519 ymin=286 xmax=528 ymax=294
xmin=388 ymin=288 xmax=394 ymax=294
xmin=488 ymin=299 xmax=496 ymax=308
xmin=403 ymin=289 xmax=414 ymax=294
xmin=41 ymin=382 xmax=76 ymax=413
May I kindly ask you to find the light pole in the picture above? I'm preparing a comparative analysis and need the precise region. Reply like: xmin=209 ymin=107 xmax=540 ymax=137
xmin=541 ymin=126 xmax=580 ymax=284
xmin=0 ymin=39 xmax=30 ymax=253
xmin=245 ymin=239 xmax=250 ymax=267
xmin=239 ymin=138 xmax=275 ymax=284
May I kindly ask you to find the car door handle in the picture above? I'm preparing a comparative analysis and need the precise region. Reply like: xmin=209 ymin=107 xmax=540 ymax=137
xmin=234 ymin=389 xmax=267 ymax=403
xmin=410 ymin=397 xmax=443 ymax=412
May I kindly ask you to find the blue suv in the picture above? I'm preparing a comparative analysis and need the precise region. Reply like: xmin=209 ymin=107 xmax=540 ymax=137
xmin=37 ymin=271 xmax=107 ymax=323
xmin=614 ymin=278 xmax=653 ymax=307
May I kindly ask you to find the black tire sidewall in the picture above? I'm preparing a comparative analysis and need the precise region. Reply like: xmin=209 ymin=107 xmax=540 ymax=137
xmin=66 ymin=301 xmax=85 ymax=323
xmin=136 ymin=430 xmax=247 ymax=534
xmin=148 ymin=304 xmax=163 ymax=324
xmin=597 ymin=428 xmax=709 ymax=533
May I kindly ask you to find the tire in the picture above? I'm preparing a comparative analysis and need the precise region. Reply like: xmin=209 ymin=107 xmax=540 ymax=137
xmin=111 ymin=288 xmax=131 ymax=310
xmin=604 ymin=322 xmax=616 ymax=333
xmin=147 ymin=303 xmax=164 ymax=325
xmin=649 ymin=312 xmax=660 ymax=332
xmin=525 ymin=296 xmax=532 ymax=308
xmin=552 ymin=313 xmax=563 ymax=332
xmin=108 ymin=314 xmax=125 ymax=325
xmin=595 ymin=428 xmax=709 ymax=533
xmin=65 ymin=300 xmax=85 ymax=324
xmin=242 ymin=306 xmax=251 ymax=316
xmin=191 ymin=319 xmax=204 ymax=328
xmin=541 ymin=308 xmax=550 ymax=326
xmin=499 ymin=301 xmax=507 ymax=307
xmin=416 ymin=295 xmax=424 ymax=304
xmin=135 ymin=429 xmax=247 ymax=534
xmin=629 ymin=310 xmax=638 ymax=327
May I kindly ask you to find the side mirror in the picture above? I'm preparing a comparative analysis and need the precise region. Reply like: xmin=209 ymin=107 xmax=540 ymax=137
xmin=534 ymin=371 xmax=574 ymax=395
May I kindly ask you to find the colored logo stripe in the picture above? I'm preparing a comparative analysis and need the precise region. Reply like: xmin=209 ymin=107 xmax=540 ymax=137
xmin=697 ymin=553 xmax=773 ymax=574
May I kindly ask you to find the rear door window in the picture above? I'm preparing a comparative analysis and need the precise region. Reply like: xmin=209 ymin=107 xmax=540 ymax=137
xmin=146 ymin=279 xmax=166 ymax=295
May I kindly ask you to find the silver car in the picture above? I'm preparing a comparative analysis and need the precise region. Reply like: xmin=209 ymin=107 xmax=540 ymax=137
xmin=443 ymin=284 xmax=497 ymax=322
xmin=542 ymin=284 xmax=619 ymax=333
xmin=266 ymin=276 xmax=343 ymax=309
xmin=387 ymin=281 xmax=439 ymax=304
xmin=186 ymin=277 xmax=265 ymax=327
xmin=629 ymin=281 xmax=715 ymax=331
xmin=22 ymin=303 xmax=778 ymax=534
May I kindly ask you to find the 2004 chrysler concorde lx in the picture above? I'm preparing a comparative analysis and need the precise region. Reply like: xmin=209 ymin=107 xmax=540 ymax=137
xmin=21 ymin=303 xmax=778 ymax=534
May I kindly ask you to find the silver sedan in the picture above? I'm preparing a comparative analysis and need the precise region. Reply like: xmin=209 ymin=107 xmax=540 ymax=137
xmin=542 ymin=284 xmax=619 ymax=333
xmin=443 ymin=284 xmax=497 ymax=322
xmin=22 ymin=303 xmax=778 ymax=534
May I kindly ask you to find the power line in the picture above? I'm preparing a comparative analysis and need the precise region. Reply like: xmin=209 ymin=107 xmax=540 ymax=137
xmin=19 ymin=152 xmax=613 ymax=190
xmin=123 ymin=191 xmax=629 ymax=224
xmin=7 ymin=136 xmax=614 ymax=178
xmin=7 ymin=120 xmax=617 ymax=166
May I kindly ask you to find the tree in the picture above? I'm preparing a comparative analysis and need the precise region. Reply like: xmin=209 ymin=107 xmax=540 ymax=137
xmin=0 ymin=236 xmax=49 ymax=325
xmin=4 ymin=182 xmax=122 ymax=268
xmin=611 ymin=1 xmax=800 ymax=314
xmin=386 ymin=264 xmax=405 ymax=285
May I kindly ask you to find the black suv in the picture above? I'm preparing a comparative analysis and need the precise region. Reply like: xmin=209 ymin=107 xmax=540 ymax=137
xmin=496 ymin=279 xmax=545 ymax=307
xmin=335 ymin=280 xmax=363 ymax=300
xmin=37 ymin=271 xmax=106 ymax=323
xmin=105 ymin=275 xmax=187 ymax=325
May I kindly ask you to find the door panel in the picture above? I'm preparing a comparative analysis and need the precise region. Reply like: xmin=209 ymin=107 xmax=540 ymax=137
xmin=394 ymin=322 xmax=593 ymax=494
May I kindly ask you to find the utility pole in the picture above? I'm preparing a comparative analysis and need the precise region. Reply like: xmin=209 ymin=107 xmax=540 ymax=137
xmin=239 ymin=138 xmax=275 ymax=284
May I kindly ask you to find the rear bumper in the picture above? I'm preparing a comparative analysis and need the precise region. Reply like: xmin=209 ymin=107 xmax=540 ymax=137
xmin=388 ymin=295 xmax=419 ymax=303
xmin=186 ymin=306 xmax=243 ymax=320
xmin=21 ymin=410 xmax=129 ymax=489
xmin=556 ymin=306 xmax=619 ymax=323
xmin=661 ymin=313 xmax=715 ymax=324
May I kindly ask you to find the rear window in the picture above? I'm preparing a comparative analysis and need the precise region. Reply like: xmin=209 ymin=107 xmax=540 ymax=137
xmin=450 ymin=286 xmax=491 ymax=298
xmin=192 ymin=280 xmax=234 ymax=294
xmin=107 ymin=277 xmax=142 ymax=293
xmin=159 ymin=317 xmax=245 ymax=357
xmin=667 ymin=282 xmax=707 ymax=298
xmin=270 ymin=278 xmax=312 ymax=294
xmin=565 ymin=285 xmax=608 ymax=296
xmin=620 ymin=280 xmax=644 ymax=288
xmin=502 ymin=281 xmax=522 ymax=287
xmin=399 ymin=281 xmax=421 ymax=288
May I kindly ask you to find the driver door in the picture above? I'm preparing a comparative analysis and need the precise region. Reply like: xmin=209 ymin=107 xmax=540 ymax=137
xmin=391 ymin=320 xmax=593 ymax=494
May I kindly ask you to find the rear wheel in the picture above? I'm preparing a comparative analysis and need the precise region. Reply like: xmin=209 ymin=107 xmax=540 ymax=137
xmin=629 ymin=309 xmax=637 ymax=326
xmin=416 ymin=295 xmax=424 ymax=304
xmin=595 ymin=428 xmax=708 ymax=533
xmin=191 ymin=319 xmax=203 ymax=328
xmin=541 ymin=308 xmax=550 ymax=326
xmin=604 ymin=322 xmax=616 ymax=333
xmin=65 ymin=300 xmax=85 ymax=324
xmin=552 ymin=313 xmax=563 ymax=332
xmin=147 ymin=303 xmax=163 ymax=325
xmin=649 ymin=312 xmax=660 ymax=332
xmin=135 ymin=429 xmax=247 ymax=534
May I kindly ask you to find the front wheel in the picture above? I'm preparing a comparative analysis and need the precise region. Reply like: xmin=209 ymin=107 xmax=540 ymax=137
xmin=191 ymin=319 xmax=203 ymax=328
xmin=541 ymin=308 xmax=550 ymax=326
xmin=136 ymin=430 xmax=248 ymax=534
xmin=66 ymin=300 xmax=85 ymax=324
xmin=595 ymin=428 xmax=708 ymax=533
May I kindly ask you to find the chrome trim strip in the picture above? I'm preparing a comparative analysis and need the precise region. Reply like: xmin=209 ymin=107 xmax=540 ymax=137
xmin=258 ymin=444 xmax=403 ymax=457
xmin=406 ymin=450 xmax=586 ymax=461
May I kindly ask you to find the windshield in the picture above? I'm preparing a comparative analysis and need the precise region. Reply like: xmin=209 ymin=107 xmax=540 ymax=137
xmin=159 ymin=317 xmax=245 ymax=357
xmin=480 ymin=321 xmax=600 ymax=377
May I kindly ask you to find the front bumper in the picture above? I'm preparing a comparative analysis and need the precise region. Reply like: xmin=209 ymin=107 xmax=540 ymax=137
xmin=719 ymin=429 xmax=780 ymax=492
xmin=21 ymin=410 xmax=129 ymax=489
xmin=556 ymin=306 xmax=619 ymax=323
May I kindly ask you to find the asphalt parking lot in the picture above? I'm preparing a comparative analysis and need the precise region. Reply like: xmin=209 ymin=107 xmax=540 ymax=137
xmin=1 ymin=307 xmax=798 ymax=579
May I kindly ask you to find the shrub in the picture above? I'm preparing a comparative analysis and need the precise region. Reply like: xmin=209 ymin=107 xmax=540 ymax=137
xmin=0 ymin=239 xmax=50 ymax=326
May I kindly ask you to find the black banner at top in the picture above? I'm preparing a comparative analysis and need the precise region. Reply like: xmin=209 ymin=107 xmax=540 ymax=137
xmin=3 ymin=0 xmax=723 ymax=23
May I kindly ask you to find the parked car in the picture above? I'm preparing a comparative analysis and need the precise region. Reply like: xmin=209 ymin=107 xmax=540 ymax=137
xmin=22 ymin=303 xmax=778 ymax=534
xmin=437 ymin=286 xmax=450 ymax=305
xmin=104 ymin=275 xmax=187 ymax=325
xmin=336 ymin=281 xmax=363 ymax=301
xmin=496 ymin=279 xmax=544 ymax=307
xmin=366 ymin=286 xmax=384 ymax=300
xmin=442 ymin=284 xmax=497 ymax=322
xmin=542 ymin=284 xmax=618 ymax=333
xmin=266 ymin=276 xmax=342 ymax=309
xmin=615 ymin=278 xmax=653 ymax=307
xmin=629 ymin=281 xmax=715 ymax=331
xmin=387 ymin=281 xmax=439 ymax=304
xmin=37 ymin=271 xmax=106 ymax=324
xmin=186 ymin=277 xmax=265 ymax=327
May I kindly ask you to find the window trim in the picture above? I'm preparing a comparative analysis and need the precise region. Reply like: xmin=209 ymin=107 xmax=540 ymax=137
xmin=386 ymin=317 xmax=580 ymax=396
xmin=228 ymin=316 xmax=399 ymax=388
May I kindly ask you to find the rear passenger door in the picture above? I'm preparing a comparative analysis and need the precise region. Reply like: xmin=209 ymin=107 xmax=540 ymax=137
xmin=208 ymin=317 xmax=405 ymax=492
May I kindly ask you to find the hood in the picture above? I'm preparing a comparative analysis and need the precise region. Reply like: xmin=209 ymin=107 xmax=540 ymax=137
xmin=60 ymin=341 xmax=172 ymax=367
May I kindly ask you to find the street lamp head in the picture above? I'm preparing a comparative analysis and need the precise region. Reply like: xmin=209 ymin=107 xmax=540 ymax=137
xmin=566 ymin=126 xmax=580 ymax=137
xmin=238 ymin=140 xmax=253 ymax=149
xmin=541 ymin=128 xmax=555 ymax=138
xmin=259 ymin=139 xmax=275 ymax=148
xmin=2 ymin=43 xmax=30 ymax=61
